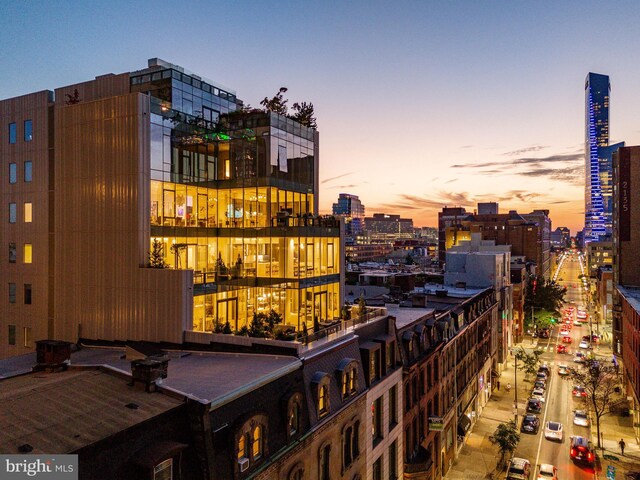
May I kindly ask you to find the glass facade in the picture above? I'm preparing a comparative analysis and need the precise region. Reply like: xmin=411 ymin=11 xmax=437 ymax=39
xmin=135 ymin=67 xmax=340 ymax=334
xmin=585 ymin=72 xmax=610 ymax=242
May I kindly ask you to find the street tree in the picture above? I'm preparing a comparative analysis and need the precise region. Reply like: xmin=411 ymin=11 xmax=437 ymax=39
xmin=489 ymin=420 xmax=520 ymax=469
xmin=569 ymin=358 xmax=622 ymax=448
xmin=524 ymin=275 xmax=566 ymax=319
xmin=514 ymin=346 xmax=544 ymax=379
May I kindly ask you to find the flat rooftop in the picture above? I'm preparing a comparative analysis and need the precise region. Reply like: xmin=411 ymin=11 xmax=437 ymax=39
xmin=618 ymin=285 xmax=640 ymax=313
xmin=386 ymin=305 xmax=435 ymax=328
xmin=0 ymin=368 xmax=183 ymax=454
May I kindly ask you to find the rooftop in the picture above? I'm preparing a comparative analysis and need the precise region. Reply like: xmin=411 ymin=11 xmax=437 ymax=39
xmin=0 ymin=368 xmax=183 ymax=454
xmin=386 ymin=304 xmax=435 ymax=328
xmin=618 ymin=285 xmax=640 ymax=313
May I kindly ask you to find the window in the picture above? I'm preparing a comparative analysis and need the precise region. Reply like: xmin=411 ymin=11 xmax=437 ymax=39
xmin=370 ymin=348 xmax=381 ymax=383
xmin=9 ymin=203 xmax=16 ymax=223
xmin=343 ymin=425 xmax=353 ymax=469
xmin=24 ymin=244 xmax=32 ymax=263
xmin=288 ymin=465 xmax=304 ymax=480
xmin=237 ymin=433 xmax=248 ymax=460
xmin=24 ymin=284 xmax=31 ymax=305
xmin=24 ymin=120 xmax=32 ymax=142
xmin=23 ymin=327 xmax=32 ymax=348
xmin=153 ymin=458 xmax=172 ymax=480
xmin=252 ymin=425 xmax=262 ymax=459
xmin=319 ymin=444 xmax=331 ymax=480
xmin=372 ymin=396 xmax=383 ymax=442
xmin=389 ymin=385 xmax=398 ymax=427
xmin=9 ymin=123 xmax=16 ymax=144
xmin=9 ymin=163 xmax=16 ymax=184
xmin=288 ymin=400 xmax=300 ymax=436
xmin=8 ymin=325 xmax=16 ymax=345
xmin=389 ymin=440 xmax=398 ymax=480
xmin=9 ymin=243 xmax=16 ymax=263
xmin=24 ymin=161 xmax=32 ymax=182
xmin=9 ymin=283 xmax=16 ymax=303
xmin=386 ymin=341 xmax=395 ymax=369
xmin=318 ymin=384 xmax=328 ymax=416
xmin=373 ymin=456 xmax=382 ymax=480
xmin=24 ymin=203 xmax=32 ymax=223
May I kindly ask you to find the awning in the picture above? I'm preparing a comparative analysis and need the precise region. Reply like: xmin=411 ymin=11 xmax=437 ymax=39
xmin=457 ymin=414 xmax=472 ymax=436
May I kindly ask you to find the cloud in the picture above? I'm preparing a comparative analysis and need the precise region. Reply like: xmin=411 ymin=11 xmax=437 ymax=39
xmin=503 ymin=145 xmax=548 ymax=156
xmin=326 ymin=184 xmax=360 ymax=189
xmin=452 ymin=153 xmax=583 ymax=169
xmin=321 ymin=172 xmax=353 ymax=184
xmin=460 ymin=145 xmax=473 ymax=149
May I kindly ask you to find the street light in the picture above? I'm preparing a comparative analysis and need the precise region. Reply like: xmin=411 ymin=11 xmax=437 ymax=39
xmin=513 ymin=351 xmax=518 ymax=425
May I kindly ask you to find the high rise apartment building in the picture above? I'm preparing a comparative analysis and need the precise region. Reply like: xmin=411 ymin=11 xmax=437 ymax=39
xmin=0 ymin=58 xmax=343 ymax=358
xmin=585 ymin=72 xmax=622 ymax=242
xmin=332 ymin=193 xmax=365 ymax=236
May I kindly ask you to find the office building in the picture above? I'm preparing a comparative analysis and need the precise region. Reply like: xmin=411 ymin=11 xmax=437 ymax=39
xmin=365 ymin=213 xmax=414 ymax=241
xmin=0 ymin=58 xmax=343 ymax=358
xmin=333 ymin=193 xmax=365 ymax=236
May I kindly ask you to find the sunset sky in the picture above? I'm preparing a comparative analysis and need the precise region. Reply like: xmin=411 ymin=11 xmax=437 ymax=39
xmin=2 ymin=1 xmax=640 ymax=233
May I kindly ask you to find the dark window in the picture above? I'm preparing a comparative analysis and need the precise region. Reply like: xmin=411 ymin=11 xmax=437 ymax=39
xmin=24 ymin=284 xmax=31 ymax=305
xmin=389 ymin=440 xmax=398 ymax=480
xmin=370 ymin=348 xmax=381 ymax=383
xmin=9 ymin=283 xmax=16 ymax=303
xmin=153 ymin=458 xmax=172 ymax=480
xmin=8 ymin=325 xmax=16 ymax=345
xmin=372 ymin=396 xmax=383 ymax=442
xmin=343 ymin=426 xmax=353 ymax=469
xmin=9 ymin=163 xmax=16 ymax=184
xmin=9 ymin=203 xmax=16 ymax=223
xmin=319 ymin=444 xmax=330 ymax=480
xmin=373 ymin=455 xmax=382 ymax=480
xmin=288 ymin=401 xmax=300 ymax=436
xmin=9 ymin=243 xmax=16 ymax=263
xmin=24 ymin=120 xmax=32 ymax=142
xmin=389 ymin=385 xmax=398 ymax=427
xmin=24 ymin=161 xmax=32 ymax=182
xmin=9 ymin=123 xmax=16 ymax=144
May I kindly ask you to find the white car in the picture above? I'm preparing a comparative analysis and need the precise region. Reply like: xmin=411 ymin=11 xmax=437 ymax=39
xmin=579 ymin=340 xmax=589 ymax=349
xmin=537 ymin=463 xmax=558 ymax=480
xmin=560 ymin=328 xmax=569 ymax=336
xmin=558 ymin=364 xmax=569 ymax=375
xmin=574 ymin=410 xmax=590 ymax=427
xmin=573 ymin=320 xmax=582 ymax=326
xmin=544 ymin=421 xmax=563 ymax=441
xmin=532 ymin=386 xmax=545 ymax=397
xmin=577 ymin=311 xmax=587 ymax=319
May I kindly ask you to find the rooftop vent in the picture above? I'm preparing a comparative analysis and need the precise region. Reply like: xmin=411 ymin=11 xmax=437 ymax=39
xmin=130 ymin=357 xmax=169 ymax=393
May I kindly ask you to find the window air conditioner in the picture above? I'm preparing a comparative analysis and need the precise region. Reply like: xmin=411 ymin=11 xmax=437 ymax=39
xmin=238 ymin=457 xmax=249 ymax=472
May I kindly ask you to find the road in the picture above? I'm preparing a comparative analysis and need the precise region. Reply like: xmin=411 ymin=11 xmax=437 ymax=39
xmin=512 ymin=251 xmax=596 ymax=479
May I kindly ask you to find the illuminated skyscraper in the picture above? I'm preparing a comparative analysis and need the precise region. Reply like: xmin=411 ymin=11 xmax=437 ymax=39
xmin=585 ymin=72 xmax=610 ymax=242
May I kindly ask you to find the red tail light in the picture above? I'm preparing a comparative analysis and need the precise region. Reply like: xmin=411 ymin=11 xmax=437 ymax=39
xmin=587 ymin=452 xmax=593 ymax=461
xmin=570 ymin=448 xmax=576 ymax=457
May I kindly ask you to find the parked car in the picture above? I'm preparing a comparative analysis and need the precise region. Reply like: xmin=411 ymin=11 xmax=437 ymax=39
xmin=537 ymin=464 xmax=558 ymax=479
xmin=534 ymin=380 xmax=546 ymax=390
xmin=521 ymin=414 xmax=540 ymax=434
xmin=544 ymin=421 xmax=563 ymax=441
xmin=562 ymin=336 xmax=572 ymax=344
xmin=557 ymin=344 xmax=568 ymax=354
xmin=536 ymin=371 xmax=548 ymax=381
xmin=572 ymin=386 xmax=587 ymax=397
xmin=527 ymin=398 xmax=542 ymax=413
xmin=538 ymin=364 xmax=551 ymax=375
xmin=570 ymin=435 xmax=595 ymax=466
xmin=573 ymin=410 xmax=589 ymax=427
xmin=506 ymin=457 xmax=532 ymax=480
xmin=558 ymin=364 xmax=569 ymax=375
xmin=579 ymin=340 xmax=590 ymax=349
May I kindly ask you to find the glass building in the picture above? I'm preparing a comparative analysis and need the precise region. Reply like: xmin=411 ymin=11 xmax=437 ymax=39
xmin=134 ymin=59 xmax=343 ymax=333
xmin=584 ymin=72 xmax=610 ymax=242
xmin=332 ymin=193 xmax=365 ymax=236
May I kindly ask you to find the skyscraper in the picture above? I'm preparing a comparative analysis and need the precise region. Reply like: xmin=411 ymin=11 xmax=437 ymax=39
xmin=585 ymin=72 xmax=610 ymax=242
xmin=332 ymin=193 xmax=365 ymax=236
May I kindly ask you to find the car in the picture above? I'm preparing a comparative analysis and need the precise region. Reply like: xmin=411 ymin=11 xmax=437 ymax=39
xmin=573 ymin=410 xmax=590 ymax=426
xmin=531 ymin=392 xmax=546 ymax=404
xmin=534 ymin=380 xmax=546 ymax=390
xmin=538 ymin=364 xmax=551 ymax=375
xmin=557 ymin=344 xmax=567 ymax=354
xmin=562 ymin=335 xmax=572 ymax=344
xmin=591 ymin=334 xmax=600 ymax=344
xmin=544 ymin=421 xmax=563 ymax=441
xmin=532 ymin=386 xmax=545 ymax=397
xmin=558 ymin=364 xmax=569 ymax=375
xmin=570 ymin=435 xmax=595 ymax=465
xmin=573 ymin=319 xmax=582 ymax=326
xmin=536 ymin=371 xmax=548 ymax=381
xmin=506 ymin=457 xmax=532 ymax=480
xmin=572 ymin=385 xmax=587 ymax=397
xmin=577 ymin=312 xmax=587 ymax=320
xmin=579 ymin=340 xmax=590 ymax=349
xmin=527 ymin=398 xmax=542 ymax=413
xmin=560 ymin=328 xmax=569 ymax=336
xmin=537 ymin=463 xmax=558 ymax=480
xmin=521 ymin=414 xmax=540 ymax=434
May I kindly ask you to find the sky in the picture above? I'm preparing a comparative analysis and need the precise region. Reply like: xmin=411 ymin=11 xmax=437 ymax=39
xmin=2 ymin=1 xmax=640 ymax=233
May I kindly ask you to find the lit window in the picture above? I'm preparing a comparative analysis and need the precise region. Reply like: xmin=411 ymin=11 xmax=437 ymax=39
xmin=289 ymin=401 xmax=299 ymax=436
xmin=24 ymin=203 xmax=32 ymax=223
xmin=318 ymin=384 xmax=328 ymax=415
xmin=238 ymin=433 xmax=248 ymax=460
xmin=252 ymin=425 xmax=262 ymax=459
xmin=23 ymin=327 xmax=32 ymax=347
xmin=9 ymin=123 xmax=16 ymax=144
xmin=153 ymin=458 xmax=172 ymax=480
xmin=24 ymin=244 xmax=32 ymax=264
xmin=24 ymin=120 xmax=32 ymax=142
xmin=9 ymin=203 xmax=16 ymax=223
xmin=24 ymin=161 xmax=32 ymax=182
xmin=9 ymin=163 xmax=16 ymax=184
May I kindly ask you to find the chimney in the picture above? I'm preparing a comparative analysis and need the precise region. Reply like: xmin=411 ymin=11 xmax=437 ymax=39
xmin=34 ymin=340 xmax=72 ymax=372
xmin=130 ymin=357 xmax=169 ymax=393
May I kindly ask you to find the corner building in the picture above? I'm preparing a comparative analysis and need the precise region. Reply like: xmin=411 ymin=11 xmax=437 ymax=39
xmin=0 ymin=58 xmax=343 ymax=357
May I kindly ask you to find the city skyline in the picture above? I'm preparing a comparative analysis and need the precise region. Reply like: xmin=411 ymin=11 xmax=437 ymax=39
xmin=3 ymin=1 xmax=640 ymax=233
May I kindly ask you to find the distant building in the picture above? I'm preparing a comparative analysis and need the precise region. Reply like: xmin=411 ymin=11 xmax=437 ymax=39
xmin=586 ymin=240 xmax=613 ymax=277
xmin=333 ymin=193 xmax=365 ymax=236
xmin=477 ymin=202 xmax=498 ymax=215
xmin=437 ymin=207 xmax=468 ymax=264
xmin=365 ymin=213 xmax=414 ymax=241
xmin=550 ymin=227 xmax=571 ymax=248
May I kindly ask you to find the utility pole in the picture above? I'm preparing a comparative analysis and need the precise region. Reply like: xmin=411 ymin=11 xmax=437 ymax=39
xmin=513 ymin=351 xmax=518 ymax=425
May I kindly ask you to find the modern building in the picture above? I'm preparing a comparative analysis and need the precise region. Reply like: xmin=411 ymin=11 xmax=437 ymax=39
xmin=437 ymin=207 xmax=467 ymax=264
xmin=333 ymin=193 xmax=365 ymax=237
xmin=584 ymin=72 xmax=611 ymax=242
xmin=365 ymin=213 xmax=414 ymax=241
xmin=586 ymin=240 xmax=613 ymax=277
xmin=0 ymin=58 xmax=343 ymax=359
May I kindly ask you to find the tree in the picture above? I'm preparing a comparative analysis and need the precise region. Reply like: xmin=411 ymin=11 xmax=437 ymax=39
xmin=569 ymin=358 xmax=622 ymax=448
xmin=291 ymin=101 xmax=317 ymax=129
xmin=260 ymin=87 xmax=289 ymax=115
xmin=524 ymin=275 xmax=566 ymax=319
xmin=357 ymin=294 xmax=367 ymax=316
xmin=170 ymin=243 xmax=188 ymax=268
xmin=514 ymin=346 xmax=544 ymax=379
xmin=148 ymin=239 xmax=168 ymax=268
xmin=489 ymin=420 xmax=520 ymax=469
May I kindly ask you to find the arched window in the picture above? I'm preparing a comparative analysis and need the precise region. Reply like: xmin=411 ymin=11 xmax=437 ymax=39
xmin=252 ymin=425 xmax=262 ymax=459
xmin=289 ymin=401 xmax=300 ymax=436
xmin=319 ymin=385 xmax=328 ymax=414
xmin=238 ymin=433 xmax=248 ymax=460
xmin=352 ymin=421 xmax=360 ymax=458
xmin=343 ymin=426 xmax=353 ymax=468
xmin=319 ymin=443 xmax=331 ymax=480
xmin=288 ymin=464 xmax=304 ymax=480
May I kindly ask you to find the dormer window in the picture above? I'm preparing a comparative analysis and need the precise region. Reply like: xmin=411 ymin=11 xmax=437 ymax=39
xmin=319 ymin=385 xmax=328 ymax=415
xmin=234 ymin=414 xmax=268 ymax=474
xmin=312 ymin=372 xmax=331 ymax=419
xmin=336 ymin=358 xmax=359 ymax=399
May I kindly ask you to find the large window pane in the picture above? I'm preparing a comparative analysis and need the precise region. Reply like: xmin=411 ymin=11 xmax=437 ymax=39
xmin=24 ymin=244 xmax=32 ymax=264
xmin=24 ymin=203 xmax=32 ymax=223
xmin=24 ymin=120 xmax=32 ymax=141
xmin=9 ymin=163 xmax=16 ymax=184
xmin=24 ymin=161 xmax=32 ymax=182
xmin=9 ymin=123 xmax=16 ymax=144
xmin=9 ymin=203 xmax=16 ymax=223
